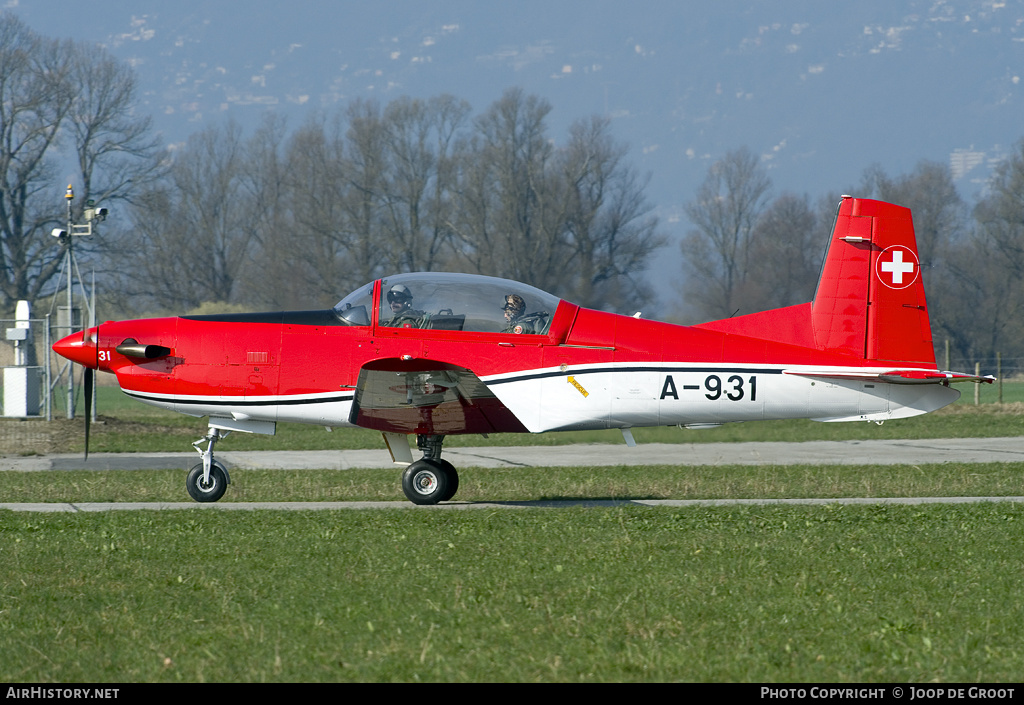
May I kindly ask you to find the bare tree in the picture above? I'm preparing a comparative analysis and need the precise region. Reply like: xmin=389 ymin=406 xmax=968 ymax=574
xmin=114 ymin=185 xmax=202 ymax=313
xmin=934 ymin=231 xmax=1024 ymax=368
xmin=744 ymin=192 xmax=822 ymax=310
xmin=0 ymin=15 xmax=71 ymax=309
xmin=65 ymin=41 xmax=165 ymax=209
xmin=233 ymin=114 xmax=295 ymax=308
xmin=558 ymin=115 xmax=664 ymax=310
xmin=0 ymin=14 xmax=162 ymax=311
xmin=120 ymin=121 xmax=257 ymax=310
xmin=679 ymin=146 xmax=772 ymax=320
xmin=452 ymin=88 xmax=569 ymax=291
xmin=275 ymin=113 xmax=384 ymax=306
xmin=105 ymin=87 xmax=665 ymax=319
xmin=376 ymin=95 xmax=470 ymax=273
xmin=937 ymin=139 xmax=1024 ymax=368
xmin=973 ymin=140 xmax=1024 ymax=277
xmin=339 ymin=100 xmax=390 ymax=279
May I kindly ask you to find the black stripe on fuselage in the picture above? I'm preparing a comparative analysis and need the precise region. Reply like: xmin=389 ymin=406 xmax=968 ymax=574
xmin=181 ymin=309 xmax=348 ymax=326
xmin=123 ymin=390 xmax=355 ymax=408
xmin=123 ymin=366 xmax=781 ymax=409
xmin=484 ymin=365 xmax=786 ymax=387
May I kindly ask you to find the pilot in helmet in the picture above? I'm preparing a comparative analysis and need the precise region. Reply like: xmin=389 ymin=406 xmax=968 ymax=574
xmin=383 ymin=284 xmax=428 ymax=328
xmin=502 ymin=294 xmax=528 ymax=334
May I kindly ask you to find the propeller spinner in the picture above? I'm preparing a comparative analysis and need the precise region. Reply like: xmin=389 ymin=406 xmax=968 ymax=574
xmin=53 ymin=328 xmax=174 ymax=459
xmin=53 ymin=328 xmax=98 ymax=458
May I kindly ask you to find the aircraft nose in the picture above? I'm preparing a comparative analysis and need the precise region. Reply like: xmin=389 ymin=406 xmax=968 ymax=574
xmin=53 ymin=328 xmax=99 ymax=369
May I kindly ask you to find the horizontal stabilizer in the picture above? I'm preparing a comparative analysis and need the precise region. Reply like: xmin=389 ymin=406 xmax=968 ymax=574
xmin=935 ymin=372 xmax=997 ymax=384
xmin=784 ymin=369 xmax=996 ymax=385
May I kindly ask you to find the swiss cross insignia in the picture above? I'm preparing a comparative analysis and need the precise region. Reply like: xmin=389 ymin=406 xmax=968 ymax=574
xmin=876 ymin=245 xmax=919 ymax=290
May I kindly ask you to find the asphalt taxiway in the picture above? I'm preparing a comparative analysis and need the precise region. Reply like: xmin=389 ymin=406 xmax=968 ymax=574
xmin=3 ymin=437 xmax=1022 ymax=512
xmin=4 ymin=436 xmax=1024 ymax=472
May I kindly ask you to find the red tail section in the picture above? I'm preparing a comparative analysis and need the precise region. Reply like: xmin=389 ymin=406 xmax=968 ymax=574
xmin=695 ymin=196 xmax=936 ymax=366
xmin=811 ymin=197 xmax=934 ymax=364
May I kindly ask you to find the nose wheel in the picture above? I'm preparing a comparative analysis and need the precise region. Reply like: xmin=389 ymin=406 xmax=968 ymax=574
xmin=186 ymin=460 xmax=229 ymax=502
xmin=187 ymin=426 xmax=232 ymax=502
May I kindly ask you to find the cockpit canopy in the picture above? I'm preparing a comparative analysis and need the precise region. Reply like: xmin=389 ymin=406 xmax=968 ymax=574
xmin=333 ymin=272 xmax=561 ymax=334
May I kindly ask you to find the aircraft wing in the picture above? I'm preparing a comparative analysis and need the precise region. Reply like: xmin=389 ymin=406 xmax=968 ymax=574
xmin=349 ymin=358 xmax=529 ymax=435
xmin=783 ymin=369 xmax=996 ymax=384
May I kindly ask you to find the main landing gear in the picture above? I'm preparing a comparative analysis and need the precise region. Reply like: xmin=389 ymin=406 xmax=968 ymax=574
xmin=186 ymin=427 xmax=232 ymax=502
xmin=401 ymin=434 xmax=459 ymax=505
xmin=180 ymin=426 xmax=458 ymax=506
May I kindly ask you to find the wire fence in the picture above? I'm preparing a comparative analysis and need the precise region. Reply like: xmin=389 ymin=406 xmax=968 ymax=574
xmin=945 ymin=354 xmax=1024 ymax=378
xmin=0 ymin=315 xmax=84 ymax=420
xmin=945 ymin=355 xmax=1024 ymax=398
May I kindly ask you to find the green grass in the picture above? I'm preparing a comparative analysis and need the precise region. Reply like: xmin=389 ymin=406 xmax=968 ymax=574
xmin=3 ymin=382 xmax=1022 ymax=682
xmin=968 ymin=377 xmax=1024 ymax=405
xmin=2 ymin=462 xmax=1024 ymax=504
xmin=2 ymin=504 xmax=1023 ymax=682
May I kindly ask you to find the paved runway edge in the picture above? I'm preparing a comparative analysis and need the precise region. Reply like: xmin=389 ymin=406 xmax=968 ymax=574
xmin=4 ymin=437 xmax=1024 ymax=472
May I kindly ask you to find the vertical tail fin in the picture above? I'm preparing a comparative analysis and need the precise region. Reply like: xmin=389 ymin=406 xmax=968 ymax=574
xmin=692 ymin=196 xmax=937 ymax=367
xmin=811 ymin=196 xmax=935 ymax=365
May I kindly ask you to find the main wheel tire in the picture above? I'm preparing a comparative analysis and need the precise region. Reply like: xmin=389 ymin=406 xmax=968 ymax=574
xmin=186 ymin=461 xmax=229 ymax=503
xmin=437 ymin=459 xmax=459 ymax=501
xmin=402 ymin=459 xmax=455 ymax=505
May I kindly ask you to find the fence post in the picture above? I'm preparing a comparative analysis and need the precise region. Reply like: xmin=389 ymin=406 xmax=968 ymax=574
xmin=975 ymin=362 xmax=981 ymax=405
xmin=997 ymin=352 xmax=1002 ymax=404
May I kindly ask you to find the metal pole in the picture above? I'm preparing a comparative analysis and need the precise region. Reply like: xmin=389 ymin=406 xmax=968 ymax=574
xmin=44 ymin=314 xmax=51 ymax=421
xmin=65 ymin=185 xmax=75 ymax=420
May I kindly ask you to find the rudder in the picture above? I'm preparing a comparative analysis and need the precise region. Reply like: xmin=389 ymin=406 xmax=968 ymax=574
xmin=811 ymin=197 xmax=935 ymax=365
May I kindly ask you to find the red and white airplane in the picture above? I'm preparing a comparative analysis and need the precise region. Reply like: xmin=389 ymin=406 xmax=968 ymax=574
xmin=54 ymin=196 xmax=992 ymax=504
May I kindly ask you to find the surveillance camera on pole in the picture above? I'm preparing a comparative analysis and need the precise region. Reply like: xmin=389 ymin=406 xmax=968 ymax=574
xmin=83 ymin=200 xmax=108 ymax=227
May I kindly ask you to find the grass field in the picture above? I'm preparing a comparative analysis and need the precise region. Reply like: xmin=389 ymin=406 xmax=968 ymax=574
xmin=2 ymin=462 xmax=1024 ymax=504
xmin=2 ymin=504 xmax=1023 ymax=682
xmin=2 ymin=383 xmax=1023 ymax=682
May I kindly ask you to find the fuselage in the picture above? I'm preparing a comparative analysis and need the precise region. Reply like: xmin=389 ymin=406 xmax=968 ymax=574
xmin=54 ymin=272 xmax=959 ymax=436
xmin=50 ymin=198 xmax=987 ymax=507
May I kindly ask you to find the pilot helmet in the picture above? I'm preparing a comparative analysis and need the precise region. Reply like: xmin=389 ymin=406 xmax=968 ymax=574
xmin=387 ymin=284 xmax=413 ymax=304
xmin=503 ymin=294 xmax=525 ymax=317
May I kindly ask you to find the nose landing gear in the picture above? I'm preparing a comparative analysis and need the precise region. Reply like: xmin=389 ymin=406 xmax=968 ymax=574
xmin=187 ymin=427 xmax=232 ymax=502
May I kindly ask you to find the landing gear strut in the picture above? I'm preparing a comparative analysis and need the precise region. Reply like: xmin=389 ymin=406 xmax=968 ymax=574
xmin=401 ymin=434 xmax=459 ymax=505
xmin=187 ymin=426 xmax=232 ymax=502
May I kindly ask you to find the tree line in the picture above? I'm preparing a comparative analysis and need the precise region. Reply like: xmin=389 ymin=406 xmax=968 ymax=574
xmin=3 ymin=12 xmax=1024 ymax=372
xmin=111 ymin=90 xmax=664 ymax=316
